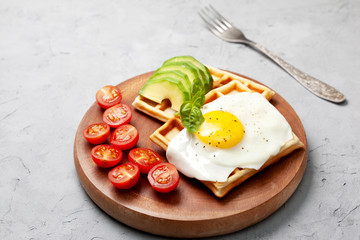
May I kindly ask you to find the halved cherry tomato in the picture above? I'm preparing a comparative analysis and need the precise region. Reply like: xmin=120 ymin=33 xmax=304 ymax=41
xmin=148 ymin=163 xmax=179 ymax=193
xmin=96 ymin=85 xmax=122 ymax=109
xmin=129 ymin=148 xmax=162 ymax=174
xmin=103 ymin=103 xmax=132 ymax=128
xmin=108 ymin=162 xmax=140 ymax=189
xmin=110 ymin=124 xmax=139 ymax=150
xmin=83 ymin=123 xmax=110 ymax=144
xmin=91 ymin=144 xmax=123 ymax=168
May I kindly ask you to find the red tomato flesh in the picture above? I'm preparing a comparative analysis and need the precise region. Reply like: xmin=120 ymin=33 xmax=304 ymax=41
xmin=91 ymin=144 xmax=123 ymax=168
xmin=103 ymin=103 xmax=132 ymax=128
xmin=83 ymin=123 xmax=110 ymax=144
xmin=148 ymin=163 xmax=179 ymax=193
xmin=96 ymin=85 xmax=122 ymax=109
xmin=110 ymin=124 xmax=139 ymax=150
xmin=108 ymin=162 xmax=140 ymax=189
xmin=129 ymin=148 xmax=162 ymax=174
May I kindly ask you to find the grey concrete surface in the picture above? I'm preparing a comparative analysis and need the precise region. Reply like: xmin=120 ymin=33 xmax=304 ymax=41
xmin=0 ymin=0 xmax=359 ymax=239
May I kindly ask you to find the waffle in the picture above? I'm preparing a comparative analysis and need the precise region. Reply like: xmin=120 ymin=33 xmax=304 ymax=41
xmin=149 ymin=80 xmax=303 ymax=197
xmin=132 ymin=66 xmax=275 ymax=122
xmin=206 ymin=65 xmax=275 ymax=99
xmin=150 ymin=117 xmax=303 ymax=197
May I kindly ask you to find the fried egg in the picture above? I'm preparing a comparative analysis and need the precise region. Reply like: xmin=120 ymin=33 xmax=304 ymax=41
xmin=166 ymin=92 xmax=293 ymax=182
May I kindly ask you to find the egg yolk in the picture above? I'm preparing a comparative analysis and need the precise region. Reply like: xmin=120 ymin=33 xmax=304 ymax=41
xmin=196 ymin=111 xmax=244 ymax=148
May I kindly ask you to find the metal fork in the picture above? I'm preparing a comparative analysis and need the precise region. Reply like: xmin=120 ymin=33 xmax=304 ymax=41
xmin=199 ymin=5 xmax=345 ymax=103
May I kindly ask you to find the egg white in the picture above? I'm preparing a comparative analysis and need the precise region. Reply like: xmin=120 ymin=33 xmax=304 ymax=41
xmin=166 ymin=92 xmax=293 ymax=182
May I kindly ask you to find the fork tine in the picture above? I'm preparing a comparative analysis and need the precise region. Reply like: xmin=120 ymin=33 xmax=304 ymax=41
xmin=198 ymin=9 xmax=224 ymax=34
xmin=208 ymin=5 xmax=232 ymax=29
xmin=202 ymin=6 xmax=228 ymax=32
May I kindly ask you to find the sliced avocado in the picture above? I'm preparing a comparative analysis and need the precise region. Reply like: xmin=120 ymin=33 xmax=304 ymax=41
xmin=147 ymin=70 xmax=192 ymax=94
xmin=163 ymin=56 xmax=213 ymax=92
xmin=139 ymin=76 xmax=191 ymax=111
xmin=156 ymin=62 xmax=206 ymax=91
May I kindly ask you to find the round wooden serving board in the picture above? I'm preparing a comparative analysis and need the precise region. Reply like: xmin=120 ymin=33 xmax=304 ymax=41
xmin=74 ymin=71 xmax=308 ymax=238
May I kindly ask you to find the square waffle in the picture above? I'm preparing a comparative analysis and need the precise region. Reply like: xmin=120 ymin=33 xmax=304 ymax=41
xmin=149 ymin=79 xmax=304 ymax=197
xmin=206 ymin=65 xmax=274 ymax=99
xmin=150 ymin=116 xmax=303 ymax=197
xmin=132 ymin=66 xmax=275 ymax=122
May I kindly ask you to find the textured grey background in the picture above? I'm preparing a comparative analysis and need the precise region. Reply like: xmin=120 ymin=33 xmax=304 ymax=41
xmin=0 ymin=0 xmax=359 ymax=239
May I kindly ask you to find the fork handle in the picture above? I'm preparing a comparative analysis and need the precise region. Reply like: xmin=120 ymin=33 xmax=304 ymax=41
xmin=248 ymin=42 xmax=345 ymax=103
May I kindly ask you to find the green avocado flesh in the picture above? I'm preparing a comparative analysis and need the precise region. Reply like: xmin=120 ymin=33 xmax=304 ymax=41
xmin=139 ymin=56 xmax=211 ymax=112
xmin=155 ymin=62 xmax=202 ymax=87
xmin=139 ymin=77 xmax=191 ymax=111
xmin=147 ymin=71 xmax=192 ymax=93
xmin=163 ymin=56 xmax=213 ymax=92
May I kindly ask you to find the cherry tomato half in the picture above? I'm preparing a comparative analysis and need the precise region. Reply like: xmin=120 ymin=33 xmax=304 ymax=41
xmin=147 ymin=163 xmax=179 ymax=193
xmin=91 ymin=144 xmax=123 ymax=168
xmin=103 ymin=103 xmax=132 ymax=128
xmin=108 ymin=162 xmax=140 ymax=189
xmin=83 ymin=123 xmax=110 ymax=144
xmin=110 ymin=124 xmax=139 ymax=150
xmin=129 ymin=148 xmax=162 ymax=174
xmin=96 ymin=85 xmax=122 ymax=109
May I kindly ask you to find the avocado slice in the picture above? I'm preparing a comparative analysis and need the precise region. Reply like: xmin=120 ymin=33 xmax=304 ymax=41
xmin=163 ymin=56 xmax=213 ymax=93
xmin=139 ymin=76 xmax=191 ymax=111
xmin=156 ymin=62 xmax=206 ymax=91
xmin=147 ymin=70 xmax=192 ymax=94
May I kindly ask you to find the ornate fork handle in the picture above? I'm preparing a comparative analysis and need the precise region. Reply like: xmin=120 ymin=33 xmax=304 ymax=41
xmin=248 ymin=42 xmax=345 ymax=103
